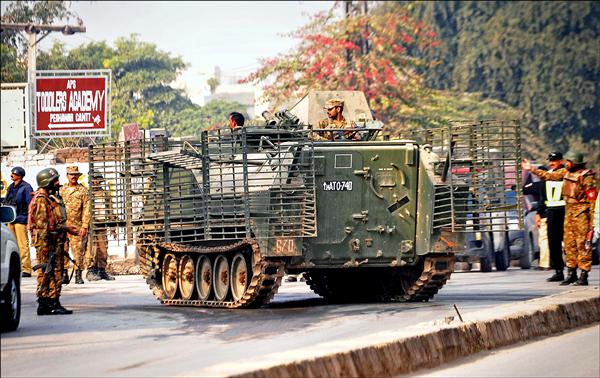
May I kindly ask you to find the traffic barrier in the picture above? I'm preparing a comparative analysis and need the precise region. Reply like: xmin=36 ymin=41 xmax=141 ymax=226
xmin=233 ymin=288 xmax=599 ymax=377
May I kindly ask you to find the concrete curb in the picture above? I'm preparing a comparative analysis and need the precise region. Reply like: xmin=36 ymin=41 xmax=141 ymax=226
xmin=233 ymin=289 xmax=600 ymax=378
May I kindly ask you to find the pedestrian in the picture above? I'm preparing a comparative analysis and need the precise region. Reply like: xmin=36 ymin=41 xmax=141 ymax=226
xmin=85 ymin=173 xmax=116 ymax=281
xmin=522 ymin=150 xmax=597 ymax=286
xmin=4 ymin=167 xmax=34 ymax=277
xmin=59 ymin=166 xmax=91 ymax=285
xmin=312 ymin=98 xmax=360 ymax=141
xmin=523 ymin=165 xmax=551 ymax=270
xmin=29 ymin=168 xmax=78 ymax=315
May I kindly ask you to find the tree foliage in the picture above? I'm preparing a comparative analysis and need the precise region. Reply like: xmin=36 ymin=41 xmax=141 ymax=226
xmin=6 ymin=33 xmax=243 ymax=138
xmin=408 ymin=1 xmax=600 ymax=167
xmin=1 ymin=0 xmax=79 ymax=82
xmin=243 ymin=3 xmax=439 ymax=127
xmin=1 ymin=0 xmax=80 ymax=52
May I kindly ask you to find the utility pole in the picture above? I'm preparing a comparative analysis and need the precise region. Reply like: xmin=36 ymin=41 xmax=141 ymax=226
xmin=1 ymin=22 xmax=86 ymax=150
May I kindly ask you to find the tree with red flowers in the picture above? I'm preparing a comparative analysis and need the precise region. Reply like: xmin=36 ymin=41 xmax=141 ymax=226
xmin=243 ymin=2 xmax=440 ymax=129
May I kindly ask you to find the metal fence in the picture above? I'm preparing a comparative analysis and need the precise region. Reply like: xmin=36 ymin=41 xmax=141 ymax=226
xmin=422 ymin=120 xmax=523 ymax=232
xmin=88 ymin=127 xmax=316 ymax=250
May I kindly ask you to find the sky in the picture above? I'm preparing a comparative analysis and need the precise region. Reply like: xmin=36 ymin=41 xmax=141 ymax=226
xmin=29 ymin=1 xmax=336 ymax=103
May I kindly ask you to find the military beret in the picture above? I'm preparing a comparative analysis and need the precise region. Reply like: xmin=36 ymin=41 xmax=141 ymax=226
xmin=547 ymin=152 xmax=563 ymax=161
xmin=324 ymin=98 xmax=344 ymax=109
xmin=66 ymin=166 xmax=83 ymax=175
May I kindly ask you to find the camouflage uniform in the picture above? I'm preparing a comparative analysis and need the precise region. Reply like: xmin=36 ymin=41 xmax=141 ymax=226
xmin=60 ymin=181 xmax=91 ymax=269
xmin=312 ymin=98 xmax=360 ymax=141
xmin=28 ymin=192 xmax=68 ymax=299
xmin=87 ymin=186 xmax=114 ymax=270
xmin=313 ymin=117 xmax=359 ymax=141
xmin=530 ymin=167 xmax=597 ymax=272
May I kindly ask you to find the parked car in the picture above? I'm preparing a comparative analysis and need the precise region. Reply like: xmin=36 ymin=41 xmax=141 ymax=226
xmin=1 ymin=205 xmax=21 ymax=332
xmin=459 ymin=188 xmax=532 ymax=272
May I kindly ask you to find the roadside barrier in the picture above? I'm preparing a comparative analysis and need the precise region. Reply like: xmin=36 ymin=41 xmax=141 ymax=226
xmin=234 ymin=288 xmax=599 ymax=378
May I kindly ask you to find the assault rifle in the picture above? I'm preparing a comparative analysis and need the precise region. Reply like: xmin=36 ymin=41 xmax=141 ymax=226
xmin=32 ymin=232 xmax=60 ymax=291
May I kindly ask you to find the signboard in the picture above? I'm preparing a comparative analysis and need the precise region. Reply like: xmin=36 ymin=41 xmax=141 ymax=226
xmin=0 ymin=83 xmax=29 ymax=149
xmin=33 ymin=70 xmax=111 ymax=138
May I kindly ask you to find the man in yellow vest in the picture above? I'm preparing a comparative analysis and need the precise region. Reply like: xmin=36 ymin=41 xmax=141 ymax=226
xmin=543 ymin=152 xmax=566 ymax=282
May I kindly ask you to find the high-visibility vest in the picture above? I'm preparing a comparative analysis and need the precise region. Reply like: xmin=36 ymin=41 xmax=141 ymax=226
xmin=545 ymin=181 xmax=565 ymax=207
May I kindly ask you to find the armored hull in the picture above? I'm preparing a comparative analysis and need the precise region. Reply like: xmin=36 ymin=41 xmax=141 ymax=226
xmin=88 ymin=118 xmax=521 ymax=308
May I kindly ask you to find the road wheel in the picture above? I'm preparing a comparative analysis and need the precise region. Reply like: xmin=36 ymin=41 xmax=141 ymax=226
xmin=178 ymin=255 xmax=195 ymax=300
xmin=195 ymin=256 xmax=212 ymax=301
xmin=162 ymin=253 xmax=179 ymax=299
xmin=213 ymin=255 xmax=230 ymax=302
xmin=0 ymin=263 xmax=21 ymax=332
xmin=230 ymin=252 xmax=251 ymax=301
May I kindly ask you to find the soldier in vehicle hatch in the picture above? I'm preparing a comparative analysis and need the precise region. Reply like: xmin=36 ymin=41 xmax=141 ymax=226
xmin=228 ymin=112 xmax=245 ymax=130
xmin=522 ymin=150 xmax=598 ymax=286
xmin=312 ymin=98 xmax=360 ymax=141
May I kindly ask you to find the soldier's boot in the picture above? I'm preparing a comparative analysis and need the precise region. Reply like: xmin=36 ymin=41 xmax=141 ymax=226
xmin=75 ymin=270 xmax=84 ymax=284
xmin=98 ymin=268 xmax=115 ymax=281
xmin=86 ymin=267 xmax=101 ymax=281
xmin=546 ymin=270 xmax=564 ymax=282
xmin=61 ymin=269 xmax=70 ymax=285
xmin=572 ymin=271 xmax=589 ymax=286
xmin=50 ymin=298 xmax=73 ymax=315
xmin=560 ymin=268 xmax=578 ymax=285
xmin=37 ymin=297 xmax=52 ymax=316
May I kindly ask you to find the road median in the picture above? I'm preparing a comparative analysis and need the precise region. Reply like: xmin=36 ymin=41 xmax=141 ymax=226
xmin=233 ymin=288 xmax=599 ymax=378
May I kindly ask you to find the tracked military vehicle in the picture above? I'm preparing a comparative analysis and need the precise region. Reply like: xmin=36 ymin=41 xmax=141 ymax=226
xmin=89 ymin=91 xmax=522 ymax=308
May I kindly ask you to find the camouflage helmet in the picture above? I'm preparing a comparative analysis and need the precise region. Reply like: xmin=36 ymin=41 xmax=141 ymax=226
xmin=564 ymin=150 xmax=585 ymax=164
xmin=36 ymin=168 xmax=60 ymax=188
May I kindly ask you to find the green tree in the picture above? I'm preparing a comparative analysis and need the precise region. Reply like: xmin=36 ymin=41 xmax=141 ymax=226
xmin=207 ymin=76 xmax=219 ymax=94
xmin=243 ymin=2 xmax=439 ymax=129
xmin=408 ymin=1 xmax=600 ymax=168
xmin=1 ymin=0 xmax=79 ymax=82
xmin=0 ymin=43 xmax=25 ymax=82
xmin=36 ymin=36 xmax=246 ymax=138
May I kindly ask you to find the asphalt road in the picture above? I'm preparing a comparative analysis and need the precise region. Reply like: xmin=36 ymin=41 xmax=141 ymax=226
xmin=1 ymin=266 xmax=598 ymax=377
xmin=413 ymin=324 xmax=600 ymax=377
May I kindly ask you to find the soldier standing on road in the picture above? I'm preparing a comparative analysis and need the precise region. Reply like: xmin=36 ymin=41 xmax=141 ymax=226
xmin=60 ymin=166 xmax=91 ymax=285
xmin=86 ymin=173 xmax=116 ymax=281
xmin=522 ymin=151 xmax=597 ymax=286
xmin=312 ymin=98 xmax=360 ymax=141
xmin=29 ymin=168 xmax=78 ymax=315
xmin=4 ymin=167 xmax=34 ymax=277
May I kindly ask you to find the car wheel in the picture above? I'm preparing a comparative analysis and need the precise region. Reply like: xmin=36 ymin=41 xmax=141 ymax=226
xmin=519 ymin=234 xmax=532 ymax=269
xmin=494 ymin=232 xmax=510 ymax=271
xmin=480 ymin=256 xmax=493 ymax=272
xmin=1 ymin=264 xmax=21 ymax=332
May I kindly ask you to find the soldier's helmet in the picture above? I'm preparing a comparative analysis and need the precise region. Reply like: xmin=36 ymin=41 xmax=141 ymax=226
xmin=36 ymin=168 xmax=60 ymax=188
xmin=564 ymin=150 xmax=585 ymax=164
xmin=11 ymin=166 xmax=26 ymax=177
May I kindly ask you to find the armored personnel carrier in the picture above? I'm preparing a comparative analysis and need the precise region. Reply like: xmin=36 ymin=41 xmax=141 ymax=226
xmin=88 ymin=91 xmax=522 ymax=308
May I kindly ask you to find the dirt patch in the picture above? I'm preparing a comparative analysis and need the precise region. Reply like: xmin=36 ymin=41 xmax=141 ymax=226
xmin=106 ymin=257 xmax=141 ymax=276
